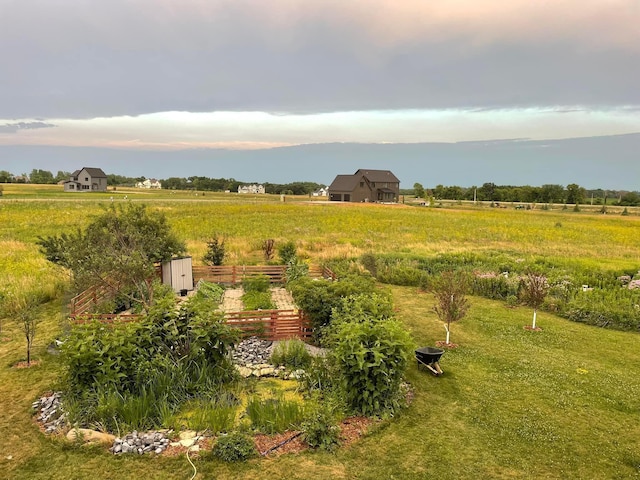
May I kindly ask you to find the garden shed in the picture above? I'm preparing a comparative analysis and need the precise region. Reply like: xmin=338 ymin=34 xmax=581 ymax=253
xmin=161 ymin=257 xmax=194 ymax=294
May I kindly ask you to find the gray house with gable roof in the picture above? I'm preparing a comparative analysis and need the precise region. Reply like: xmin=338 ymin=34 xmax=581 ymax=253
xmin=328 ymin=169 xmax=400 ymax=203
xmin=63 ymin=167 xmax=108 ymax=192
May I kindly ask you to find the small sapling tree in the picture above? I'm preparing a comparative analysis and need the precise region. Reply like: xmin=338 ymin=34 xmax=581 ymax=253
xmin=432 ymin=271 xmax=469 ymax=345
xmin=520 ymin=273 xmax=549 ymax=330
xmin=5 ymin=289 xmax=46 ymax=366
xmin=278 ymin=240 xmax=297 ymax=265
xmin=203 ymin=234 xmax=226 ymax=266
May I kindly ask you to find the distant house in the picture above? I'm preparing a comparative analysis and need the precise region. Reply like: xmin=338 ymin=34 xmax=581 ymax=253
xmin=136 ymin=178 xmax=162 ymax=189
xmin=328 ymin=169 xmax=400 ymax=203
xmin=238 ymin=184 xmax=265 ymax=194
xmin=312 ymin=187 xmax=328 ymax=197
xmin=63 ymin=167 xmax=107 ymax=192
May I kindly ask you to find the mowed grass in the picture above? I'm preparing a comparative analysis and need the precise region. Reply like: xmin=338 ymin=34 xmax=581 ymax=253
xmin=1 ymin=185 xmax=640 ymax=479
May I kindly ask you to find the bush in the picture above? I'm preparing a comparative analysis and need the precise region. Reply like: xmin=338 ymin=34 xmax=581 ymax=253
xmin=212 ymin=432 xmax=257 ymax=462
xmin=195 ymin=280 xmax=225 ymax=304
xmin=270 ymin=339 xmax=312 ymax=369
xmin=203 ymin=235 xmax=226 ymax=266
xmin=302 ymin=405 xmax=341 ymax=452
xmin=278 ymin=241 xmax=297 ymax=265
xmin=328 ymin=318 xmax=413 ymax=416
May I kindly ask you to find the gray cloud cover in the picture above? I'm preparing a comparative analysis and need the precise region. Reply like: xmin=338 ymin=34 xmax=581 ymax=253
xmin=1 ymin=0 xmax=638 ymax=119
xmin=0 ymin=121 xmax=56 ymax=133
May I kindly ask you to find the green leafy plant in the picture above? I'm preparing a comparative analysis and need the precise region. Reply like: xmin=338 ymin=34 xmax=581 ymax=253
xmin=242 ymin=291 xmax=275 ymax=310
xmin=302 ymin=405 xmax=341 ymax=452
xmin=212 ymin=432 xmax=257 ymax=462
xmin=203 ymin=234 xmax=226 ymax=266
xmin=328 ymin=318 xmax=413 ymax=417
xmin=270 ymin=339 xmax=312 ymax=369
xmin=242 ymin=274 xmax=271 ymax=293
xmin=278 ymin=241 xmax=297 ymax=265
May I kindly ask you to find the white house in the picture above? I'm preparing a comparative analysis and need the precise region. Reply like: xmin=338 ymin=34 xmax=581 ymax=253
xmin=136 ymin=178 xmax=162 ymax=189
xmin=63 ymin=167 xmax=108 ymax=192
xmin=312 ymin=187 xmax=328 ymax=197
xmin=238 ymin=184 xmax=265 ymax=194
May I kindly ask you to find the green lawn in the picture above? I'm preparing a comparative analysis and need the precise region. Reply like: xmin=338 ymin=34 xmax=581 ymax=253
xmin=1 ymin=186 xmax=639 ymax=479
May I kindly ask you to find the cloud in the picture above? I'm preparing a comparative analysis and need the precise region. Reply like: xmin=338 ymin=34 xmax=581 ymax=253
xmin=0 ymin=121 xmax=57 ymax=134
xmin=0 ymin=1 xmax=638 ymax=119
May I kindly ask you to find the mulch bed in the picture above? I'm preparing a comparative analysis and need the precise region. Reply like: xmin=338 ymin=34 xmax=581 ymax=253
xmin=523 ymin=326 xmax=543 ymax=331
xmin=435 ymin=341 xmax=459 ymax=349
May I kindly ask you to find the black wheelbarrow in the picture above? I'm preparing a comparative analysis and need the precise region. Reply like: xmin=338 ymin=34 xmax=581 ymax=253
xmin=415 ymin=347 xmax=444 ymax=376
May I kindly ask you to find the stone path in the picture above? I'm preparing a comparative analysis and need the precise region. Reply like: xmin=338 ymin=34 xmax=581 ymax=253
xmin=218 ymin=286 xmax=296 ymax=312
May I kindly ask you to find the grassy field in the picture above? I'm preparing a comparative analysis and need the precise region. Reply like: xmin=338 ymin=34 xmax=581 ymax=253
xmin=1 ymin=185 xmax=640 ymax=479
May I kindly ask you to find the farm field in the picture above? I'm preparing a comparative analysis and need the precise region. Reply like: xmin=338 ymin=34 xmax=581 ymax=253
xmin=1 ymin=185 xmax=640 ymax=479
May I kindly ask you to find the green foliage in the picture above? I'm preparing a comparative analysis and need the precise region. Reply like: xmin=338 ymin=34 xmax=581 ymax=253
xmin=37 ymin=203 xmax=185 ymax=310
xmin=183 ymin=396 xmax=239 ymax=433
xmin=195 ymin=280 xmax=225 ymax=304
xmin=288 ymin=273 xmax=377 ymax=341
xmin=270 ymin=339 xmax=312 ymax=369
xmin=278 ymin=241 xmax=297 ymax=265
xmin=203 ymin=234 xmax=226 ymax=266
xmin=241 ymin=291 xmax=275 ymax=310
xmin=245 ymin=393 xmax=307 ymax=434
xmin=62 ymin=285 xmax=240 ymax=428
xmin=328 ymin=318 xmax=413 ymax=416
xmin=302 ymin=404 xmax=341 ymax=452
xmin=212 ymin=432 xmax=257 ymax=462
xmin=432 ymin=271 xmax=470 ymax=327
xmin=242 ymin=274 xmax=271 ymax=293
xmin=331 ymin=292 xmax=394 ymax=325
xmin=360 ymin=253 xmax=378 ymax=278
xmin=285 ymin=259 xmax=309 ymax=284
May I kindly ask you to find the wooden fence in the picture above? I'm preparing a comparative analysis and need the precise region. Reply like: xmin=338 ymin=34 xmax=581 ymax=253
xmin=70 ymin=309 xmax=311 ymax=341
xmin=224 ymin=309 xmax=312 ymax=341
xmin=193 ymin=264 xmax=336 ymax=284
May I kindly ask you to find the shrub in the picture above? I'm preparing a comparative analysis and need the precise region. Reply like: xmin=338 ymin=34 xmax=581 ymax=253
xmin=212 ymin=432 xmax=257 ymax=462
xmin=195 ymin=280 xmax=225 ymax=304
xmin=328 ymin=318 xmax=413 ymax=416
xmin=278 ymin=241 xmax=297 ymax=265
xmin=262 ymin=239 xmax=275 ymax=261
xmin=203 ymin=234 xmax=226 ymax=266
xmin=302 ymin=405 xmax=341 ymax=452
xmin=270 ymin=339 xmax=312 ymax=369
xmin=285 ymin=259 xmax=308 ymax=284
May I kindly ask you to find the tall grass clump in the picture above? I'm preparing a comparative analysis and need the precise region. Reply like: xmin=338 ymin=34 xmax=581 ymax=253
xmin=245 ymin=393 xmax=307 ymax=434
xmin=270 ymin=339 xmax=312 ymax=369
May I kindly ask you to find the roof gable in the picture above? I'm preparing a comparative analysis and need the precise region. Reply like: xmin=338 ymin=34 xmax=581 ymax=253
xmin=354 ymin=169 xmax=399 ymax=183
xmin=79 ymin=167 xmax=107 ymax=178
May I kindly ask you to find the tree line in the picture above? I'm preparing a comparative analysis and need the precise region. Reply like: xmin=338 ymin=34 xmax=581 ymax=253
xmin=412 ymin=182 xmax=640 ymax=206
xmin=0 ymin=169 xmax=324 ymax=195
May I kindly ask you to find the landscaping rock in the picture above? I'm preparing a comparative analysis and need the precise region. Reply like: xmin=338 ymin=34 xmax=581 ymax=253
xmin=32 ymin=392 xmax=69 ymax=434
xmin=111 ymin=430 xmax=172 ymax=455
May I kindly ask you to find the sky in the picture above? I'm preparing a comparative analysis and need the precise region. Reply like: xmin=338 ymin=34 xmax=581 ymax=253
xmin=0 ymin=1 xmax=639 ymax=187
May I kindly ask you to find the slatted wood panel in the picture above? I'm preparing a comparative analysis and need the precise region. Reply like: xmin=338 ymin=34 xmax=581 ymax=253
xmin=193 ymin=264 xmax=336 ymax=285
xmin=223 ymin=309 xmax=312 ymax=341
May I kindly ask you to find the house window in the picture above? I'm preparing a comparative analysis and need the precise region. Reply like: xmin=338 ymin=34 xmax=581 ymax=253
xmin=69 ymin=184 xmax=74 ymax=189
xmin=82 ymin=185 xmax=89 ymax=190
xmin=85 ymin=177 xmax=89 ymax=181
xmin=371 ymin=182 xmax=376 ymax=187
xmin=360 ymin=182 xmax=364 ymax=187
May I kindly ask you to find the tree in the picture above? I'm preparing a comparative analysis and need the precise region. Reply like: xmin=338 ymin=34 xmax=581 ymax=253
xmin=203 ymin=234 xmax=226 ymax=266
xmin=37 ymin=203 xmax=185 ymax=311
xmin=413 ymin=183 xmax=425 ymax=199
xmin=4 ymin=289 xmax=47 ymax=366
xmin=29 ymin=169 xmax=55 ymax=184
xmin=566 ymin=184 xmax=585 ymax=205
xmin=0 ymin=171 xmax=11 ymax=183
xmin=432 ymin=271 xmax=470 ymax=345
xmin=520 ymin=273 xmax=549 ymax=330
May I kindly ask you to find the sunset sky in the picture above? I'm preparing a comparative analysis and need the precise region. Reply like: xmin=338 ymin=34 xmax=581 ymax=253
xmin=0 ymin=1 xmax=638 ymax=187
